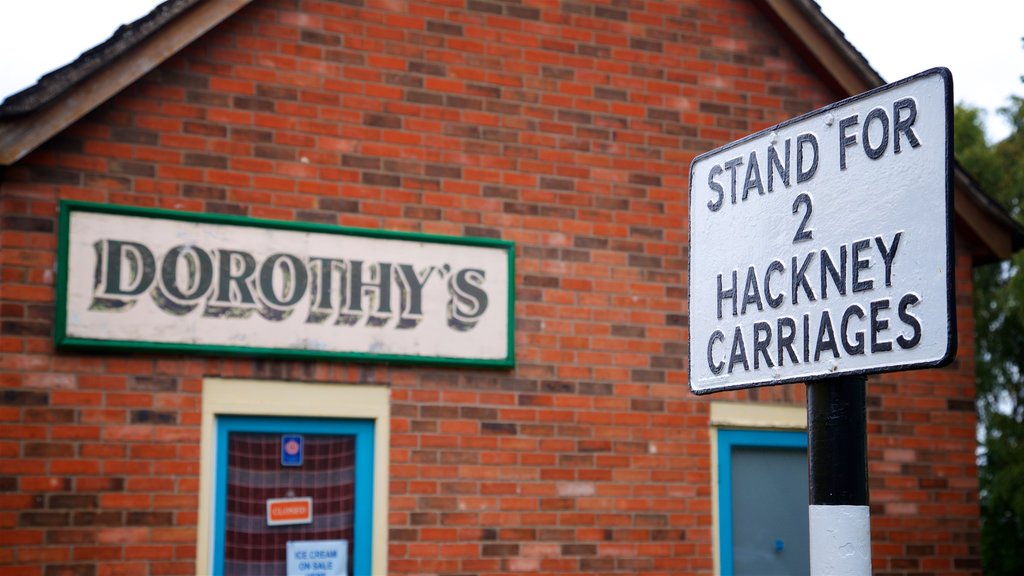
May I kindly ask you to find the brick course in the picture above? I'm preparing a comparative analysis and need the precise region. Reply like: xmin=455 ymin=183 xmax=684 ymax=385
xmin=1 ymin=0 xmax=979 ymax=574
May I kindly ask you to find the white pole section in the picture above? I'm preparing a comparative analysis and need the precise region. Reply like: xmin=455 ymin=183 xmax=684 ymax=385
xmin=809 ymin=504 xmax=871 ymax=574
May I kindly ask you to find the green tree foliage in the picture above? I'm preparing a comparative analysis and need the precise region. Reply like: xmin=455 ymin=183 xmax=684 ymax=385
xmin=955 ymin=82 xmax=1024 ymax=574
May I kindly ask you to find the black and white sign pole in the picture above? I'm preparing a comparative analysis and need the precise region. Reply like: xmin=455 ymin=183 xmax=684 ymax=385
xmin=688 ymin=68 xmax=955 ymax=575
xmin=807 ymin=375 xmax=870 ymax=574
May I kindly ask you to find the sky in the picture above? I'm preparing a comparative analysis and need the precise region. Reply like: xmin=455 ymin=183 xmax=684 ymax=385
xmin=0 ymin=0 xmax=1022 ymax=141
xmin=816 ymin=0 xmax=1024 ymax=142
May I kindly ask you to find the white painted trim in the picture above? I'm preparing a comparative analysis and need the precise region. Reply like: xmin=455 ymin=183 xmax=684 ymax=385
xmin=809 ymin=505 xmax=871 ymax=575
xmin=710 ymin=401 xmax=806 ymax=575
xmin=196 ymin=378 xmax=390 ymax=575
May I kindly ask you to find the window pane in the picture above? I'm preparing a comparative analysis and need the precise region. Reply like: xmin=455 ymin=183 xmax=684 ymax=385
xmin=731 ymin=446 xmax=809 ymax=575
xmin=224 ymin=432 xmax=355 ymax=576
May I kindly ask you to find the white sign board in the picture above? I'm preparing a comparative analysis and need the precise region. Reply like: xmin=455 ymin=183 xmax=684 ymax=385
xmin=286 ymin=540 xmax=347 ymax=576
xmin=688 ymin=68 xmax=955 ymax=394
xmin=57 ymin=203 xmax=514 ymax=367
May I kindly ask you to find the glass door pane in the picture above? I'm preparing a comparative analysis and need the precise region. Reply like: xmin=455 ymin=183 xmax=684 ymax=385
xmin=224 ymin=432 xmax=355 ymax=575
xmin=214 ymin=416 xmax=374 ymax=576
xmin=718 ymin=429 xmax=808 ymax=576
xmin=731 ymin=446 xmax=808 ymax=575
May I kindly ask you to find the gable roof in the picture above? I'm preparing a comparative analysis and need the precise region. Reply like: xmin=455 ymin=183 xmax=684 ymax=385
xmin=0 ymin=0 xmax=204 ymax=118
xmin=0 ymin=0 xmax=1020 ymax=263
xmin=757 ymin=0 xmax=1024 ymax=263
xmin=0 ymin=0 xmax=251 ymax=166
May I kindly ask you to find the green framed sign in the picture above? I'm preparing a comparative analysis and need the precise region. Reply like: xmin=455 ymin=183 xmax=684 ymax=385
xmin=56 ymin=201 xmax=515 ymax=368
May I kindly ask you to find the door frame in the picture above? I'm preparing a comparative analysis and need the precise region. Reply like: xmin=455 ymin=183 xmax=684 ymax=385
xmin=710 ymin=402 xmax=806 ymax=576
xmin=717 ymin=429 xmax=808 ymax=576
xmin=197 ymin=378 xmax=390 ymax=575
xmin=213 ymin=415 xmax=374 ymax=575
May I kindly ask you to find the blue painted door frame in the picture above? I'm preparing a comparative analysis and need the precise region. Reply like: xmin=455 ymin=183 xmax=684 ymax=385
xmin=212 ymin=415 xmax=375 ymax=576
xmin=718 ymin=429 xmax=807 ymax=576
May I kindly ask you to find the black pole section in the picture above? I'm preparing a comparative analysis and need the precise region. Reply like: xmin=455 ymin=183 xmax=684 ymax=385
xmin=807 ymin=374 xmax=868 ymax=506
xmin=806 ymin=374 xmax=871 ymax=575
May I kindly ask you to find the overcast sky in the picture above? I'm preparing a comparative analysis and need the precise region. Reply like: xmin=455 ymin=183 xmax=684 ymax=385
xmin=817 ymin=0 xmax=1023 ymax=142
xmin=1 ymin=0 xmax=1022 ymax=141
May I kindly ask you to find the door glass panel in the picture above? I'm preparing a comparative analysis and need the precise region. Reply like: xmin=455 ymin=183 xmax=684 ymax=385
xmin=224 ymin=432 xmax=355 ymax=575
xmin=213 ymin=415 xmax=374 ymax=576
xmin=731 ymin=446 xmax=809 ymax=575
xmin=718 ymin=429 xmax=808 ymax=576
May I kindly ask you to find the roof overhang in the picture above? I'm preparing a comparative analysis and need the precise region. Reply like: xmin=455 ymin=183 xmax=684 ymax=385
xmin=0 ymin=0 xmax=251 ymax=165
xmin=756 ymin=0 xmax=1024 ymax=264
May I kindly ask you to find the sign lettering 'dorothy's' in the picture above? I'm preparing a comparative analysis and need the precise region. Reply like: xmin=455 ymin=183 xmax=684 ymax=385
xmin=91 ymin=238 xmax=487 ymax=330
xmin=59 ymin=204 xmax=514 ymax=365
xmin=688 ymin=68 xmax=955 ymax=394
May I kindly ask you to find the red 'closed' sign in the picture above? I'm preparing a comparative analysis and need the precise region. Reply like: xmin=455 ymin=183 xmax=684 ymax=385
xmin=266 ymin=497 xmax=313 ymax=526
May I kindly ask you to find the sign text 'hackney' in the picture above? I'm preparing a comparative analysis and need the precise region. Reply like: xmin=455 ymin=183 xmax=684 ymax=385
xmin=688 ymin=68 xmax=955 ymax=394
xmin=92 ymin=238 xmax=489 ymax=331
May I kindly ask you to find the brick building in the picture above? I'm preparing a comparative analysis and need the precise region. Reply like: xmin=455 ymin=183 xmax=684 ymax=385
xmin=0 ymin=0 xmax=1020 ymax=575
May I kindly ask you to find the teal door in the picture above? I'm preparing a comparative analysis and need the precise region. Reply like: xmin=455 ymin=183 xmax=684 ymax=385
xmin=719 ymin=430 xmax=809 ymax=576
xmin=212 ymin=416 xmax=374 ymax=576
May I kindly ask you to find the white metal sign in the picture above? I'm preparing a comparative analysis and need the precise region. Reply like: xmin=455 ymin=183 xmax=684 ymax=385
xmin=57 ymin=203 xmax=514 ymax=367
xmin=688 ymin=68 xmax=954 ymax=394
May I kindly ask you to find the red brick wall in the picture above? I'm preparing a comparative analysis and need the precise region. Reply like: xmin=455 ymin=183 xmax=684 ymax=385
xmin=0 ymin=0 xmax=979 ymax=574
xmin=863 ymin=242 xmax=981 ymax=575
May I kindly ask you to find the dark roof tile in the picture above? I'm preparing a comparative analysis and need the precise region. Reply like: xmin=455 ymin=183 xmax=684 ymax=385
xmin=0 ymin=0 xmax=200 ymax=118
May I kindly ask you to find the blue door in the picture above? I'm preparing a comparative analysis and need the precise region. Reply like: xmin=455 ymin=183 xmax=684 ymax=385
xmin=212 ymin=416 xmax=375 ymax=575
xmin=719 ymin=429 xmax=809 ymax=576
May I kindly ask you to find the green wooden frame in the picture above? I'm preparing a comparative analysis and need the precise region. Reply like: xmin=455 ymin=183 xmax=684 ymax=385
xmin=56 ymin=201 xmax=515 ymax=368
